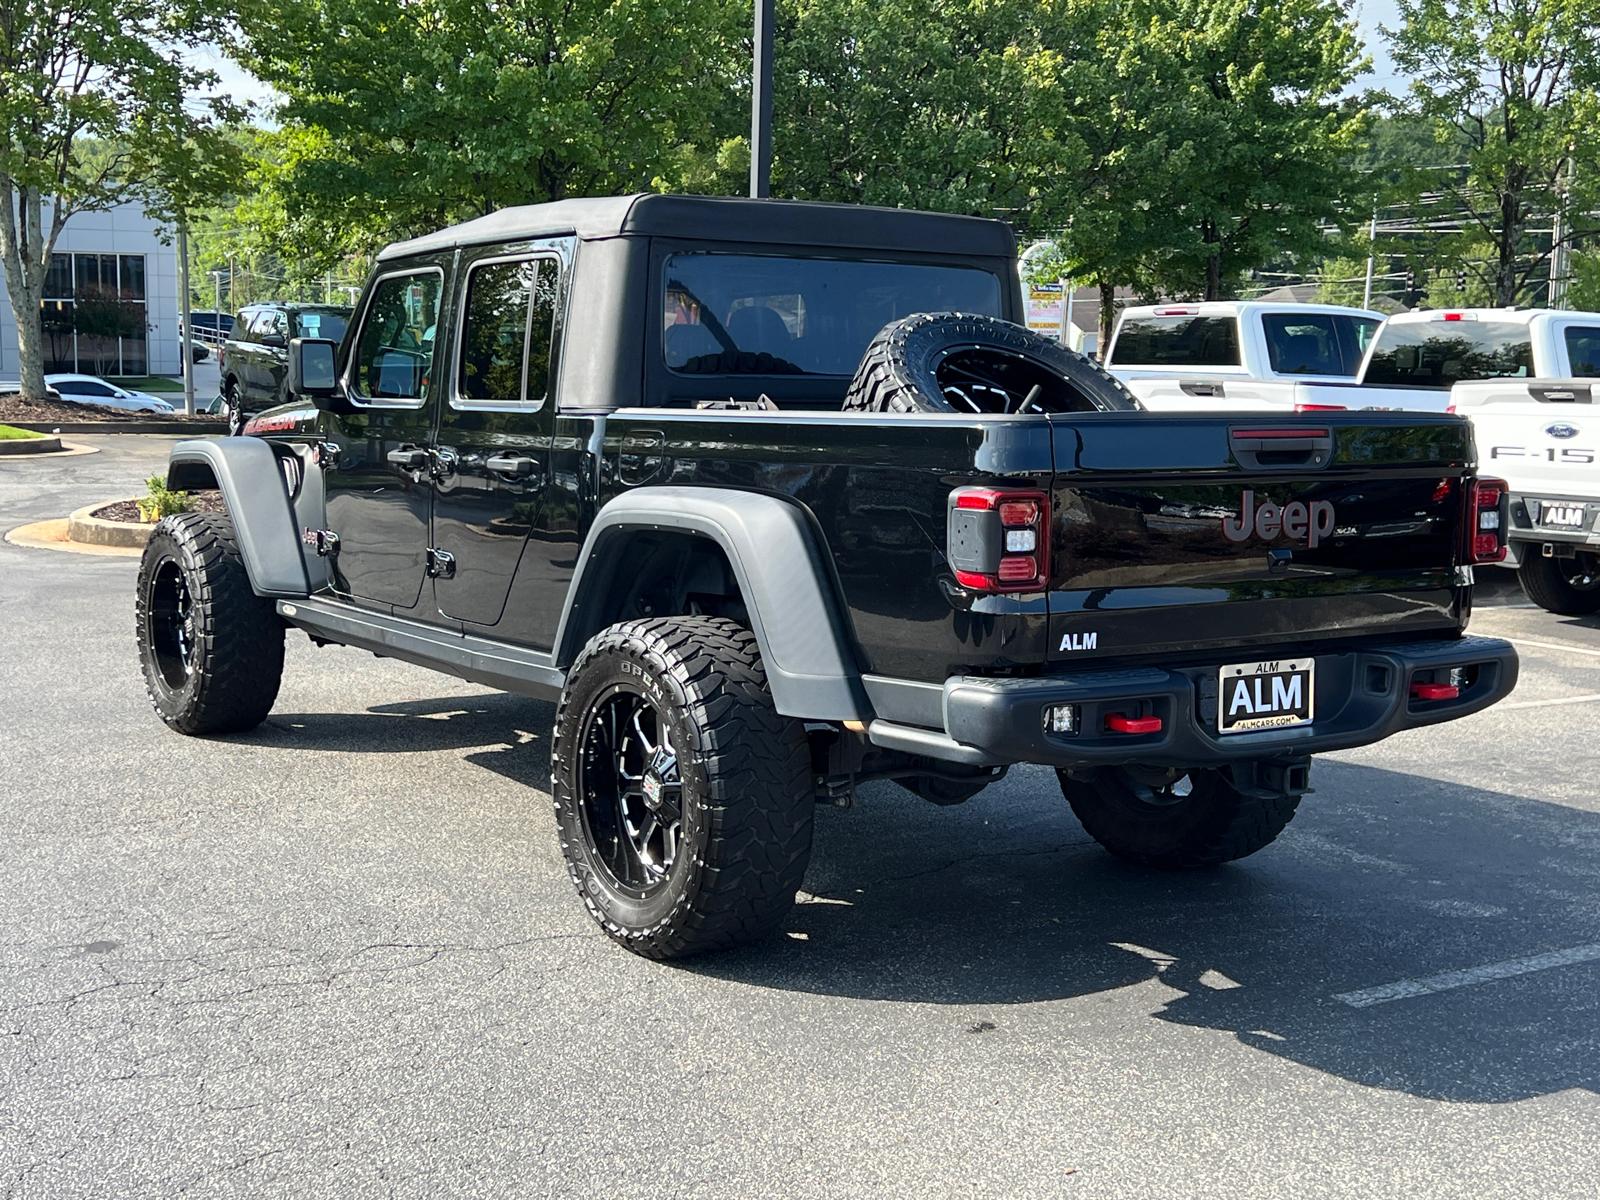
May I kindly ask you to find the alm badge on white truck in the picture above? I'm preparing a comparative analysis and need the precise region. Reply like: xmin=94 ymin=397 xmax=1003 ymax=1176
xmin=1220 ymin=659 xmax=1314 ymax=733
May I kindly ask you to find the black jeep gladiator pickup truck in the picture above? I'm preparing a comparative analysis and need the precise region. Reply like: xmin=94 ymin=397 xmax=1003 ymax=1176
xmin=135 ymin=194 xmax=1519 ymax=958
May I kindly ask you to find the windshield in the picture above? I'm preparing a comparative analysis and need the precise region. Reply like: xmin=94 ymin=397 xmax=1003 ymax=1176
xmin=1261 ymin=313 xmax=1378 ymax=376
xmin=1362 ymin=319 xmax=1533 ymax=389
xmin=1108 ymin=315 xmax=1240 ymax=367
xmin=292 ymin=309 xmax=351 ymax=344
xmin=663 ymin=253 xmax=1002 ymax=375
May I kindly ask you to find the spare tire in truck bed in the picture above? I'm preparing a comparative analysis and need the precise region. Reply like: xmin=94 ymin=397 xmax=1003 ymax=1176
xmin=843 ymin=312 xmax=1140 ymax=415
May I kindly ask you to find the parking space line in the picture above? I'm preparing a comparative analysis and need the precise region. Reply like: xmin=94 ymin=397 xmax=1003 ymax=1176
xmin=1509 ymin=637 xmax=1600 ymax=660
xmin=1500 ymin=692 xmax=1600 ymax=711
xmin=1334 ymin=943 xmax=1600 ymax=1008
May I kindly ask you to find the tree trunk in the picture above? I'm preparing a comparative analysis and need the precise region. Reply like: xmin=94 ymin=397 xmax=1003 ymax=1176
xmin=1202 ymin=218 xmax=1222 ymax=301
xmin=1097 ymin=277 xmax=1117 ymax=362
xmin=0 ymin=184 xmax=51 ymax=401
xmin=1494 ymin=183 xmax=1522 ymax=306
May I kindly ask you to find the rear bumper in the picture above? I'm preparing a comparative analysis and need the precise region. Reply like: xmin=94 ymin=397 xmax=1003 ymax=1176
xmin=1507 ymin=492 xmax=1600 ymax=551
xmin=867 ymin=636 xmax=1518 ymax=769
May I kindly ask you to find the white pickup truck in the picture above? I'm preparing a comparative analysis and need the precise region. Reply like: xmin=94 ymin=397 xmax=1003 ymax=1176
xmin=1103 ymin=301 xmax=1384 ymax=411
xmin=1448 ymin=314 xmax=1600 ymax=612
xmin=1106 ymin=304 xmax=1599 ymax=416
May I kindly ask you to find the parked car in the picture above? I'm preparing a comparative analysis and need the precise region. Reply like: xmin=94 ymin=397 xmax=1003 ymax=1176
xmin=1447 ymin=316 xmax=1600 ymax=613
xmin=1105 ymin=301 xmax=1384 ymax=411
xmin=188 ymin=311 xmax=235 ymax=343
xmin=1110 ymin=304 xmax=1600 ymax=415
xmin=219 ymin=303 xmax=352 ymax=435
xmin=44 ymin=374 xmax=176 ymax=414
xmin=140 ymin=194 xmax=1518 ymax=959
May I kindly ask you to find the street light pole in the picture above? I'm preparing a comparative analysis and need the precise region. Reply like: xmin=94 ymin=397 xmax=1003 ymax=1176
xmin=750 ymin=0 xmax=774 ymax=198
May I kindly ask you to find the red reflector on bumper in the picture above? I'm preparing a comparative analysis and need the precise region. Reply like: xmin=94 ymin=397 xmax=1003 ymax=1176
xmin=1411 ymin=683 xmax=1460 ymax=701
xmin=1106 ymin=714 xmax=1162 ymax=734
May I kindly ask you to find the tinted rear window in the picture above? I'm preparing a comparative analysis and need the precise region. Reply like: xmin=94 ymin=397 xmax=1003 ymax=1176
xmin=1261 ymin=313 xmax=1379 ymax=376
xmin=1362 ymin=320 xmax=1533 ymax=389
xmin=1564 ymin=326 xmax=1600 ymax=376
xmin=1109 ymin=316 xmax=1240 ymax=367
xmin=663 ymin=253 xmax=1002 ymax=376
xmin=292 ymin=309 xmax=350 ymax=344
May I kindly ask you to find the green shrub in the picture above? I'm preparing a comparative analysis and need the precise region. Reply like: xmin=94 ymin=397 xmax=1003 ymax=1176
xmin=136 ymin=475 xmax=192 ymax=523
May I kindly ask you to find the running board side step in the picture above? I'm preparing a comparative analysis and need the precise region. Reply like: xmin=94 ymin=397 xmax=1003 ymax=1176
xmin=276 ymin=598 xmax=566 ymax=701
xmin=866 ymin=719 xmax=1004 ymax=766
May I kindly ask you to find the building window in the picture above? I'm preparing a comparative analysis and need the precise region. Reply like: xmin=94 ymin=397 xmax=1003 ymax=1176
xmin=41 ymin=252 xmax=149 ymax=376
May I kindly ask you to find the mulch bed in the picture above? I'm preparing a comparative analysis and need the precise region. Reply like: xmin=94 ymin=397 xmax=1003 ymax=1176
xmin=0 ymin=396 xmax=209 ymax=425
xmin=92 ymin=492 xmax=226 ymax=524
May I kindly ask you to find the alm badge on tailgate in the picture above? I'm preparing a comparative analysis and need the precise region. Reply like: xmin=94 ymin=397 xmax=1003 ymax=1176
xmin=1219 ymin=659 xmax=1314 ymax=733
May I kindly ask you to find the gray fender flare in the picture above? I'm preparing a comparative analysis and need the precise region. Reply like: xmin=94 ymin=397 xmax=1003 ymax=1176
xmin=553 ymin=486 xmax=870 ymax=721
xmin=166 ymin=438 xmax=311 ymax=597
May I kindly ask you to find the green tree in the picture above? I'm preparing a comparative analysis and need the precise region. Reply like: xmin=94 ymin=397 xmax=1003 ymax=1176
xmin=1385 ymin=0 xmax=1600 ymax=305
xmin=0 ymin=0 xmax=235 ymax=399
xmin=235 ymin=0 xmax=746 ymax=248
xmin=769 ymin=0 xmax=1085 ymax=222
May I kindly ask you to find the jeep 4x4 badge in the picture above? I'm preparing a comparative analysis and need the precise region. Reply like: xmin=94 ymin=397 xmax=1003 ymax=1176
xmin=1222 ymin=490 xmax=1337 ymax=548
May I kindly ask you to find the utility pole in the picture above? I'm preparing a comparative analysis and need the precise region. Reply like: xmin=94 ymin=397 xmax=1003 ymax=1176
xmin=1362 ymin=204 xmax=1377 ymax=309
xmin=750 ymin=0 xmax=775 ymax=198
xmin=1549 ymin=155 xmax=1573 ymax=310
xmin=177 ymin=217 xmax=195 ymax=416
xmin=1061 ymin=279 xmax=1073 ymax=349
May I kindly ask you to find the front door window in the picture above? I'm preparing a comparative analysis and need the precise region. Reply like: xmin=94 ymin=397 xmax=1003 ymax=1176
xmin=354 ymin=273 xmax=443 ymax=402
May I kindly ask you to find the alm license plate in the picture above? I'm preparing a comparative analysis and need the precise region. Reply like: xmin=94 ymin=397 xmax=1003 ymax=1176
xmin=1539 ymin=503 xmax=1586 ymax=529
xmin=1219 ymin=659 xmax=1314 ymax=733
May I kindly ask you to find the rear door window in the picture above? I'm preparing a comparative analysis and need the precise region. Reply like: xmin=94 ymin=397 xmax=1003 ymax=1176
xmin=1563 ymin=326 xmax=1600 ymax=376
xmin=1362 ymin=320 xmax=1533 ymax=389
xmin=455 ymin=258 xmax=559 ymax=407
xmin=1261 ymin=313 xmax=1380 ymax=376
xmin=351 ymin=271 xmax=444 ymax=403
xmin=1109 ymin=315 xmax=1240 ymax=367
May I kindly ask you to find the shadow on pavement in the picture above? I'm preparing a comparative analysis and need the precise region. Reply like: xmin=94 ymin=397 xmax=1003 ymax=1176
xmin=684 ymin=760 xmax=1600 ymax=1104
xmin=245 ymin=693 xmax=556 ymax=757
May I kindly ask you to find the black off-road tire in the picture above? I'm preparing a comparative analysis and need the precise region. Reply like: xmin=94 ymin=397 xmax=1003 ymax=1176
xmin=551 ymin=617 xmax=814 ymax=959
xmin=1059 ymin=766 xmax=1301 ymax=869
xmin=224 ymin=377 xmax=245 ymax=436
xmin=843 ymin=312 xmax=1138 ymax=416
xmin=1517 ymin=551 xmax=1600 ymax=615
xmin=136 ymin=512 xmax=285 ymax=734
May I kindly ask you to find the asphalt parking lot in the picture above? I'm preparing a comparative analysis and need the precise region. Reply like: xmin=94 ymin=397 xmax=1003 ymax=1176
xmin=3 ymin=436 xmax=1599 ymax=1198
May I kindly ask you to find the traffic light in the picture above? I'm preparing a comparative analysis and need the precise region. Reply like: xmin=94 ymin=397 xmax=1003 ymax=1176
xmin=1456 ymin=269 xmax=1467 ymax=291
xmin=1405 ymin=268 xmax=1416 ymax=291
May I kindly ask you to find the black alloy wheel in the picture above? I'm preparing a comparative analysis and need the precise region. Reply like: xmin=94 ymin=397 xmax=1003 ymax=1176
xmin=551 ymin=616 xmax=814 ymax=958
xmin=577 ymin=686 xmax=684 ymax=896
xmin=1518 ymin=550 xmax=1600 ymax=615
xmin=136 ymin=513 xmax=285 ymax=735
xmin=147 ymin=558 xmax=199 ymax=693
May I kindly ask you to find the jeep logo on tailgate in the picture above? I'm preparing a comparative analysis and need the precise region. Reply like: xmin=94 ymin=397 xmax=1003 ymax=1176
xmin=1222 ymin=490 xmax=1336 ymax=548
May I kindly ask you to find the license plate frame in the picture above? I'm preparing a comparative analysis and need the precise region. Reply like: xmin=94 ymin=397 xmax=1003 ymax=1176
xmin=1218 ymin=659 xmax=1315 ymax=734
xmin=1538 ymin=502 xmax=1586 ymax=529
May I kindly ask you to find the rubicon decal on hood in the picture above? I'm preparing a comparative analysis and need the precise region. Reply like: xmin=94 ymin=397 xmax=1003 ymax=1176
xmin=1222 ymin=490 xmax=1337 ymax=548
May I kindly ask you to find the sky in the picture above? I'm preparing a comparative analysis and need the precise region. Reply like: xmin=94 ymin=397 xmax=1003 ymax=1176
xmin=192 ymin=0 xmax=1413 ymax=122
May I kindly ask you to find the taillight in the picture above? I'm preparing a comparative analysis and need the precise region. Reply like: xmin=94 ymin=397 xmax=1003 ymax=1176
xmin=1467 ymin=477 xmax=1508 ymax=564
xmin=948 ymin=487 xmax=1050 ymax=592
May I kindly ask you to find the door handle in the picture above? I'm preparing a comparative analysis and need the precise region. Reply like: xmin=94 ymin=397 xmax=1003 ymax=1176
xmin=485 ymin=454 xmax=537 ymax=477
xmin=386 ymin=447 xmax=428 ymax=468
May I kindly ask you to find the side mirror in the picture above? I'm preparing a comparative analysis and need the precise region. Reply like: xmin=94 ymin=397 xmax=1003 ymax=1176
xmin=288 ymin=337 xmax=350 ymax=411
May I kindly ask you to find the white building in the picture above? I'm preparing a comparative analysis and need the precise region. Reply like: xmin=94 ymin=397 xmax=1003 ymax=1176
xmin=0 ymin=201 xmax=181 ymax=379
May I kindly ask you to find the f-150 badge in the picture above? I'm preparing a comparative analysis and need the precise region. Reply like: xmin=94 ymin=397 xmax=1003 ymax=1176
xmin=1222 ymin=490 xmax=1337 ymax=548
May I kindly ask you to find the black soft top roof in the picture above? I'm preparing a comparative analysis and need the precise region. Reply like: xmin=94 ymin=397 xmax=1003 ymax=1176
xmin=377 ymin=193 xmax=1016 ymax=261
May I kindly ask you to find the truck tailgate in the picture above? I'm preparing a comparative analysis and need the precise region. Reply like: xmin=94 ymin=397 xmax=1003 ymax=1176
xmin=1045 ymin=413 xmax=1473 ymax=662
xmin=1456 ymin=379 xmax=1600 ymax=502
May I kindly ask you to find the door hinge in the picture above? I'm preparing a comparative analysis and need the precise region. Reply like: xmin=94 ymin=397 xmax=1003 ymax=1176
xmin=302 ymin=528 xmax=340 ymax=557
xmin=314 ymin=441 xmax=340 ymax=469
xmin=426 ymin=547 xmax=456 ymax=579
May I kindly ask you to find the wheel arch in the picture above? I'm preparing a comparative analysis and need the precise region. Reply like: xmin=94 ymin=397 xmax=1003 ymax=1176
xmin=165 ymin=438 xmax=311 ymax=597
xmin=553 ymin=487 xmax=870 ymax=721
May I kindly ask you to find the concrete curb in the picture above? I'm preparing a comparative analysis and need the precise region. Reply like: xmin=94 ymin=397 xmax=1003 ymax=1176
xmin=0 ymin=436 xmax=63 ymax=455
xmin=67 ymin=501 xmax=153 ymax=549
xmin=3 ymin=420 xmax=226 ymax=435
xmin=4 ymin=519 xmax=143 ymax=558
